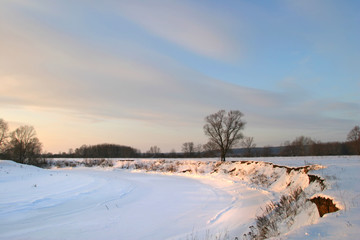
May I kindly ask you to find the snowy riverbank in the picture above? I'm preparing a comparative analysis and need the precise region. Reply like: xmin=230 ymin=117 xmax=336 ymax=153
xmin=1 ymin=156 xmax=359 ymax=239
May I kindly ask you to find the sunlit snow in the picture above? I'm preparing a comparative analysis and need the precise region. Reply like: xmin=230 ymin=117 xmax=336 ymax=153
xmin=1 ymin=156 xmax=359 ymax=239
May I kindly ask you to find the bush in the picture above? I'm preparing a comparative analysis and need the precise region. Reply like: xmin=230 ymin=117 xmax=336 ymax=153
xmin=83 ymin=159 xmax=114 ymax=167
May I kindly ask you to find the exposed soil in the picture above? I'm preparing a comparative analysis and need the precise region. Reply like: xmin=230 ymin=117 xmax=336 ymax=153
xmin=308 ymin=174 xmax=326 ymax=190
xmin=310 ymin=196 xmax=340 ymax=217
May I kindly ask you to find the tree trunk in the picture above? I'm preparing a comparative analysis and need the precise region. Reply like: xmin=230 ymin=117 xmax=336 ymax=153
xmin=220 ymin=149 xmax=226 ymax=162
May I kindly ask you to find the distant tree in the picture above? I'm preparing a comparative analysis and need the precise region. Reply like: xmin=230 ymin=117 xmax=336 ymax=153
xmin=182 ymin=142 xmax=195 ymax=157
xmin=310 ymin=141 xmax=347 ymax=156
xmin=72 ymin=143 xmax=139 ymax=158
xmin=202 ymin=141 xmax=218 ymax=157
xmin=241 ymin=136 xmax=256 ymax=157
xmin=347 ymin=125 xmax=360 ymax=154
xmin=194 ymin=144 xmax=203 ymax=157
xmin=261 ymin=145 xmax=273 ymax=157
xmin=309 ymin=140 xmax=324 ymax=156
xmin=147 ymin=146 xmax=161 ymax=157
xmin=68 ymin=148 xmax=74 ymax=156
xmin=203 ymin=110 xmax=245 ymax=161
xmin=281 ymin=136 xmax=314 ymax=156
xmin=168 ymin=149 xmax=177 ymax=158
xmin=0 ymin=118 xmax=9 ymax=153
xmin=280 ymin=140 xmax=294 ymax=156
xmin=7 ymin=125 xmax=42 ymax=164
xmin=292 ymin=136 xmax=314 ymax=156
xmin=75 ymin=144 xmax=88 ymax=157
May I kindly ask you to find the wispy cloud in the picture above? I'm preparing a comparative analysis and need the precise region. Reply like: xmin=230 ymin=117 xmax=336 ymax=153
xmin=108 ymin=0 xmax=240 ymax=61
xmin=0 ymin=1 xmax=276 ymax=127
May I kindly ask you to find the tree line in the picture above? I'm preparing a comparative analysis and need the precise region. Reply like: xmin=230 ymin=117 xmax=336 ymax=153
xmin=46 ymin=143 xmax=141 ymax=158
xmin=1 ymin=112 xmax=359 ymax=165
xmin=186 ymin=110 xmax=360 ymax=160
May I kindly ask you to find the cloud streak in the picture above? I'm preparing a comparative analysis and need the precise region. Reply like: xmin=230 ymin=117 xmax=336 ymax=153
xmin=0 ymin=2 xmax=279 ymax=127
xmin=108 ymin=0 xmax=240 ymax=61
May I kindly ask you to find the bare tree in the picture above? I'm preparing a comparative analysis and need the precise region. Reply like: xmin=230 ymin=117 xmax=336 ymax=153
xmin=347 ymin=125 xmax=360 ymax=154
xmin=147 ymin=146 xmax=161 ymax=157
xmin=202 ymin=141 xmax=218 ymax=157
xmin=281 ymin=136 xmax=314 ymax=156
xmin=0 ymin=118 xmax=9 ymax=153
xmin=241 ymin=136 xmax=256 ymax=157
xmin=182 ymin=142 xmax=195 ymax=157
xmin=7 ymin=125 xmax=42 ymax=164
xmin=292 ymin=136 xmax=314 ymax=156
xmin=203 ymin=110 xmax=245 ymax=161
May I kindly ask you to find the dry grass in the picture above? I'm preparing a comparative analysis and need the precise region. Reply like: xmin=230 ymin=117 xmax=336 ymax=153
xmin=243 ymin=188 xmax=306 ymax=240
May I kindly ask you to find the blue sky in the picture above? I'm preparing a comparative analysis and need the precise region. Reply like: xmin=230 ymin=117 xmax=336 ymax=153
xmin=1 ymin=0 xmax=359 ymax=153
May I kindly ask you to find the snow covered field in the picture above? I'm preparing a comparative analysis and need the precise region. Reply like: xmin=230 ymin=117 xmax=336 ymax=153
xmin=1 ymin=156 xmax=359 ymax=239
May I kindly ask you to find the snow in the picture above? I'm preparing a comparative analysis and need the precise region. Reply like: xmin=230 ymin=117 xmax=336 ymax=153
xmin=1 ymin=156 xmax=359 ymax=239
xmin=0 ymin=160 xmax=262 ymax=239
xmin=270 ymin=156 xmax=360 ymax=239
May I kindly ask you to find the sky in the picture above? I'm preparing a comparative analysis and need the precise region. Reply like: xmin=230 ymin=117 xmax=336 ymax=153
xmin=1 ymin=0 xmax=359 ymax=154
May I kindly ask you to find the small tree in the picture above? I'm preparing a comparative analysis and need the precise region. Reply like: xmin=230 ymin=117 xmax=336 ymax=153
xmin=203 ymin=110 xmax=245 ymax=161
xmin=347 ymin=125 xmax=360 ymax=154
xmin=182 ymin=142 xmax=195 ymax=157
xmin=7 ymin=125 xmax=42 ymax=164
xmin=147 ymin=146 xmax=161 ymax=157
xmin=241 ymin=136 xmax=256 ymax=157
